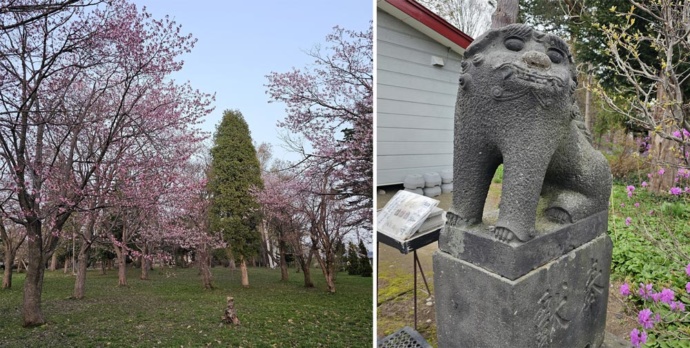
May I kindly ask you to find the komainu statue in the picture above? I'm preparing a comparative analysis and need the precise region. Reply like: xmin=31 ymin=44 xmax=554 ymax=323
xmin=448 ymin=24 xmax=611 ymax=243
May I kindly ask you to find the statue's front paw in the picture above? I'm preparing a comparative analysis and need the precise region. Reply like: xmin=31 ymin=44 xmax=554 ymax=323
xmin=446 ymin=211 xmax=478 ymax=227
xmin=492 ymin=225 xmax=533 ymax=243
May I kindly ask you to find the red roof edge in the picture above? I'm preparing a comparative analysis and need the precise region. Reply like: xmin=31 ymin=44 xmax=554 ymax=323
xmin=385 ymin=0 xmax=473 ymax=49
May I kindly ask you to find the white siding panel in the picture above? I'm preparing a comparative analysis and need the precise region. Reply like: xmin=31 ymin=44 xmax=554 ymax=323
xmin=378 ymin=55 xmax=459 ymax=84
xmin=378 ymin=84 xmax=455 ymax=106
xmin=377 ymin=128 xmax=453 ymax=142
xmin=377 ymin=99 xmax=454 ymax=118
xmin=378 ymin=153 xmax=453 ymax=170
xmin=376 ymin=9 xmax=464 ymax=185
xmin=377 ymin=113 xmax=453 ymax=130
xmin=378 ymin=141 xmax=452 ymax=156
xmin=378 ymin=69 xmax=458 ymax=96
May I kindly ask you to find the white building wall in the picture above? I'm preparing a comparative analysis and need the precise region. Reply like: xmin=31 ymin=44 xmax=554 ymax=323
xmin=377 ymin=9 xmax=463 ymax=185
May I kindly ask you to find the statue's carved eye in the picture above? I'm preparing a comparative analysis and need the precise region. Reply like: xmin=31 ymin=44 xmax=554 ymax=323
xmin=547 ymin=49 xmax=565 ymax=64
xmin=504 ymin=37 xmax=524 ymax=51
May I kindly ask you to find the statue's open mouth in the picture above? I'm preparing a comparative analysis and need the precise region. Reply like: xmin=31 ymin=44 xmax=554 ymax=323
xmin=497 ymin=63 xmax=565 ymax=88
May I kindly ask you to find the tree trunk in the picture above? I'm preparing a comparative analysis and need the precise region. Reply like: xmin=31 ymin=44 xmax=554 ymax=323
xmin=649 ymin=134 xmax=679 ymax=193
xmin=240 ymin=257 xmax=249 ymax=288
xmin=314 ymin=247 xmax=336 ymax=293
xmin=118 ymin=258 xmax=127 ymax=286
xmin=63 ymin=257 xmax=69 ymax=274
xmin=140 ymin=244 xmax=150 ymax=281
xmin=22 ymin=223 xmax=46 ymax=327
xmin=229 ymin=259 xmax=236 ymax=270
xmin=297 ymin=250 xmax=315 ymax=288
xmin=49 ymin=253 xmax=57 ymax=272
xmin=584 ymin=70 xmax=593 ymax=133
xmin=491 ymin=0 xmax=518 ymax=29
xmin=140 ymin=256 xmax=150 ymax=280
xmin=199 ymin=245 xmax=213 ymax=289
xmin=279 ymin=241 xmax=289 ymax=282
xmin=100 ymin=258 xmax=106 ymax=275
xmin=72 ymin=239 xmax=90 ymax=299
xmin=649 ymin=79 xmax=680 ymax=193
xmin=2 ymin=250 xmax=14 ymax=289
xmin=116 ymin=249 xmax=127 ymax=287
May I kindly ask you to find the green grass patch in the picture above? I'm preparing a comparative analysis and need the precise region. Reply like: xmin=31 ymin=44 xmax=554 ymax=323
xmin=0 ymin=267 xmax=372 ymax=347
xmin=492 ymin=165 xmax=504 ymax=184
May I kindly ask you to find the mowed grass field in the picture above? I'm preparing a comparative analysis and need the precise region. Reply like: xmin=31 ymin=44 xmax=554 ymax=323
xmin=0 ymin=266 xmax=373 ymax=347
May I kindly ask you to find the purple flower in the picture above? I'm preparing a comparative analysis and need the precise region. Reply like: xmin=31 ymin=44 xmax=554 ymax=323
xmin=659 ymin=168 xmax=666 ymax=176
xmin=686 ymin=263 xmax=690 ymax=277
xmin=684 ymin=129 xmax=690 ymax=137
xmin=630 ymin=328 xmax=648 ymax=348
xmin=687 ymin=282 xmax=690 ymax=294
xmin=639 ymin=283 xmax=653 ymax=300
xmin=634 ymin=202 xmax=640 ymax=208
xmin=638 ymin=308 xmax=655 ymax=329
xmin=670 ymin=301 xmax=686 ymax=312
xmin=670 ymin=187 xmax=682 ymax=195
xmin=651 ymin=292 xmax=661 ymax=303
xmin=621 ymin=203 xmax=626 ymax=207
xmin=626 ymin=185 xmax=635 ymax=198
xmin=649 ymin=210 xmax=654 ymax=216
xmin=672 ymin=130 xmax=682 ymax=138
xmin=620 ymin=283 xmax=631 ymax=296
xmin=625 ymin=217 xmax=632 ymax=226
xmin=647 ymin=173 xmax=653 ymax=179
xmin=641 ymin=181 xmax=648 ymax=187
xmin=660 ymin=288 xmax=675 ymax=304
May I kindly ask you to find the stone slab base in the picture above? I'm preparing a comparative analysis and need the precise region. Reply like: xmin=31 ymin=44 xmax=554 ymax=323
xmin=439 ymin=210 xmax=608 ymax=280
xmin=434 ymin=233 xmax=612 ymax=348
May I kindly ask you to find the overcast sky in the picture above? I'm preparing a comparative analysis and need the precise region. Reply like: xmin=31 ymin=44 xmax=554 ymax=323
xmin=132 ymin=0 xmax=372 ymax=160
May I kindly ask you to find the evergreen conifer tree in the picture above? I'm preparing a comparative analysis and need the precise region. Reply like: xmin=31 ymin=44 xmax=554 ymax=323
xmin=209 ymin=109 xmax=263 ymax=287
xmin=346 ymin=242 xmax=360 ymax=275
xmin=357 ymin=240 xmax=372 ymax=277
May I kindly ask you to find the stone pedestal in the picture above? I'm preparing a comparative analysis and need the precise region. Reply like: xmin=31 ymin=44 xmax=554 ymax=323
xmin=434 ymin=213 xmax=612 ymax=348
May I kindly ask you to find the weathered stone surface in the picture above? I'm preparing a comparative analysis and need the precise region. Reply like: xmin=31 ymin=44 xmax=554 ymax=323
xmin=449 ymin=24 xmax=612 ymax=243
xmin=439 ymin=211 xmax=607 ymax=280
xmin=434 ymin=233 xmax=612 ymax=348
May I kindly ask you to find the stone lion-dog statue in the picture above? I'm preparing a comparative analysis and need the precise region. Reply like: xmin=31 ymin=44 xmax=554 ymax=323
xmin=447 ymin=24 xmax=611 ymax=243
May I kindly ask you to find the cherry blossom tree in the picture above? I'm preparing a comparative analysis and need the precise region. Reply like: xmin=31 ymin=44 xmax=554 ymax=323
xmin=253 ymin=168 xmax=311 ymax=285
xmin=0 ymin=0 xmax=211 ymax=326
xmin=265 ymin=24 xmax=373 ymax=230
xmin=255 ymin=163 xmax=360 ymax=293
xmin=301 ymin=166 xmax=358 ymax=293
xmin=164 ymin=157 xmax=224 ymax=289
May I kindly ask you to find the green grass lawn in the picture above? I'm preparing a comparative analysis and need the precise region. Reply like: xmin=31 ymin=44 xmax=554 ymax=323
xmin=0 ymin=266 xmax=372 ymax=347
